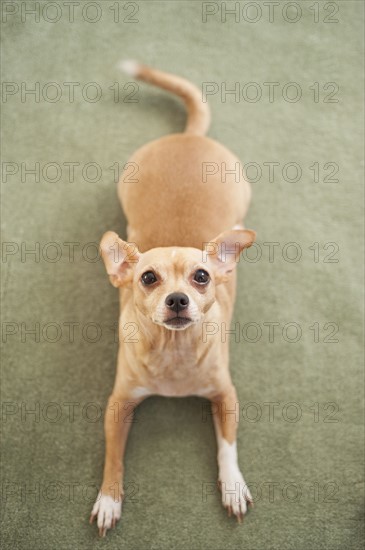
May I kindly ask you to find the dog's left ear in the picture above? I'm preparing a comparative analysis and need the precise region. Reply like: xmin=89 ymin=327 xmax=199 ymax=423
xmin=204 ymin=229 xmax=256 ymax=281
xmin=100 ymin=231 xmax=140 ymax=287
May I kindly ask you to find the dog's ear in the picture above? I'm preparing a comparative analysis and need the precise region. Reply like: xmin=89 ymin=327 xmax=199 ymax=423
xmin=204 ymin=229 xmax=256 ymax=282
xmin=100 ymin=231 xmax=140 ymax=288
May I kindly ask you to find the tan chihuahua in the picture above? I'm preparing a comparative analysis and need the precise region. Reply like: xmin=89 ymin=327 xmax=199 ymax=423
xmin=90 ymin=62 xmax=256 ymax=535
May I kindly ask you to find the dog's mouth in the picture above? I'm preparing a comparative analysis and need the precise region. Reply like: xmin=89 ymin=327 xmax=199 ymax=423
xmin=163 ymin=316 xmax=192 ymax=329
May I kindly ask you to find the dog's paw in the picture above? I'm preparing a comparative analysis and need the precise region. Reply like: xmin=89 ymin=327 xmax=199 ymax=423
xmin=89 ymin=491 xmax=122 ymax=536
xmin=218 ymin=467 xmax=253 ymax=522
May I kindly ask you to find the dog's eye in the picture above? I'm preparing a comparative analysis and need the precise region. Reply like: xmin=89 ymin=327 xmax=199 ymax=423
xmin=141 ymin=271 xmax=158 ymax=285
xmin=193 ymin=269 xmax=210 ymax=285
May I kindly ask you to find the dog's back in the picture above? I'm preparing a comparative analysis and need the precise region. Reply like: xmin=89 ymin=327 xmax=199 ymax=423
xmin=118 ymin=62 xmax=251 ymax=251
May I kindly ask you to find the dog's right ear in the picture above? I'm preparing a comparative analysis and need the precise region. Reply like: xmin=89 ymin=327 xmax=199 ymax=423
xmin=100 ymin=231 xmax=140 ymax=288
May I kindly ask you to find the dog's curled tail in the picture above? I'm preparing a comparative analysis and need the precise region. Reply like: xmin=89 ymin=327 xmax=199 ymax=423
xmin=119 ymin=60 xmax=210 ymax=136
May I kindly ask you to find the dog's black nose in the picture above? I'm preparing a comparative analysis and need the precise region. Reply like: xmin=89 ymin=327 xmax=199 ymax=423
xmin=165 ymin=292 xmax=189 ymax=313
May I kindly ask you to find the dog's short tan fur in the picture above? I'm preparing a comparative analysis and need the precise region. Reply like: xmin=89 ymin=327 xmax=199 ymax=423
xmin=90 ymin=62 xmax=256 ymax=535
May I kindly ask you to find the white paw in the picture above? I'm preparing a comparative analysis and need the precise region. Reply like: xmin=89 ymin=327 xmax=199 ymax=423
xmin=219 ymin=466 xmax=253 ymax=521
xmin=90 ymin=491 xmax=122 ymax=536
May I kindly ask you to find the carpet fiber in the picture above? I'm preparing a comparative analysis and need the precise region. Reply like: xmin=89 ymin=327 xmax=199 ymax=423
xmin=1 ymin=1 xmax=364 ymax=549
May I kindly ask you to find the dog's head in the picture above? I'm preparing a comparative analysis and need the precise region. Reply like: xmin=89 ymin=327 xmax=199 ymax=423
xmin=100 ymin=229 xmax=256 ymax=331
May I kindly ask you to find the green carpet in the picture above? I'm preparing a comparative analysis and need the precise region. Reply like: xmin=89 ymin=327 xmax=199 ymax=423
xmin=1 ymin=1 xmax=364 ymax=548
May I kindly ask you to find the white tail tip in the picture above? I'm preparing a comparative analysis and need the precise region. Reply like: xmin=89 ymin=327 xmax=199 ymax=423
xmin=118 ymin=59 xmax=140 ymax=77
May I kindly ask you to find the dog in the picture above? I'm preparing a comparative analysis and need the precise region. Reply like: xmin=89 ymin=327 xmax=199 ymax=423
xmin=90 ymin=61 xmax=256 ymax=536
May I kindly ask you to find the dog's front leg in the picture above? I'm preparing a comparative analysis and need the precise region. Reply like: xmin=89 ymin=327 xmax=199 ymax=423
xmin=90 ymin=393 xmax=141 ymax=536
xmin=211 ymin=385 xmax=253 ymax=521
